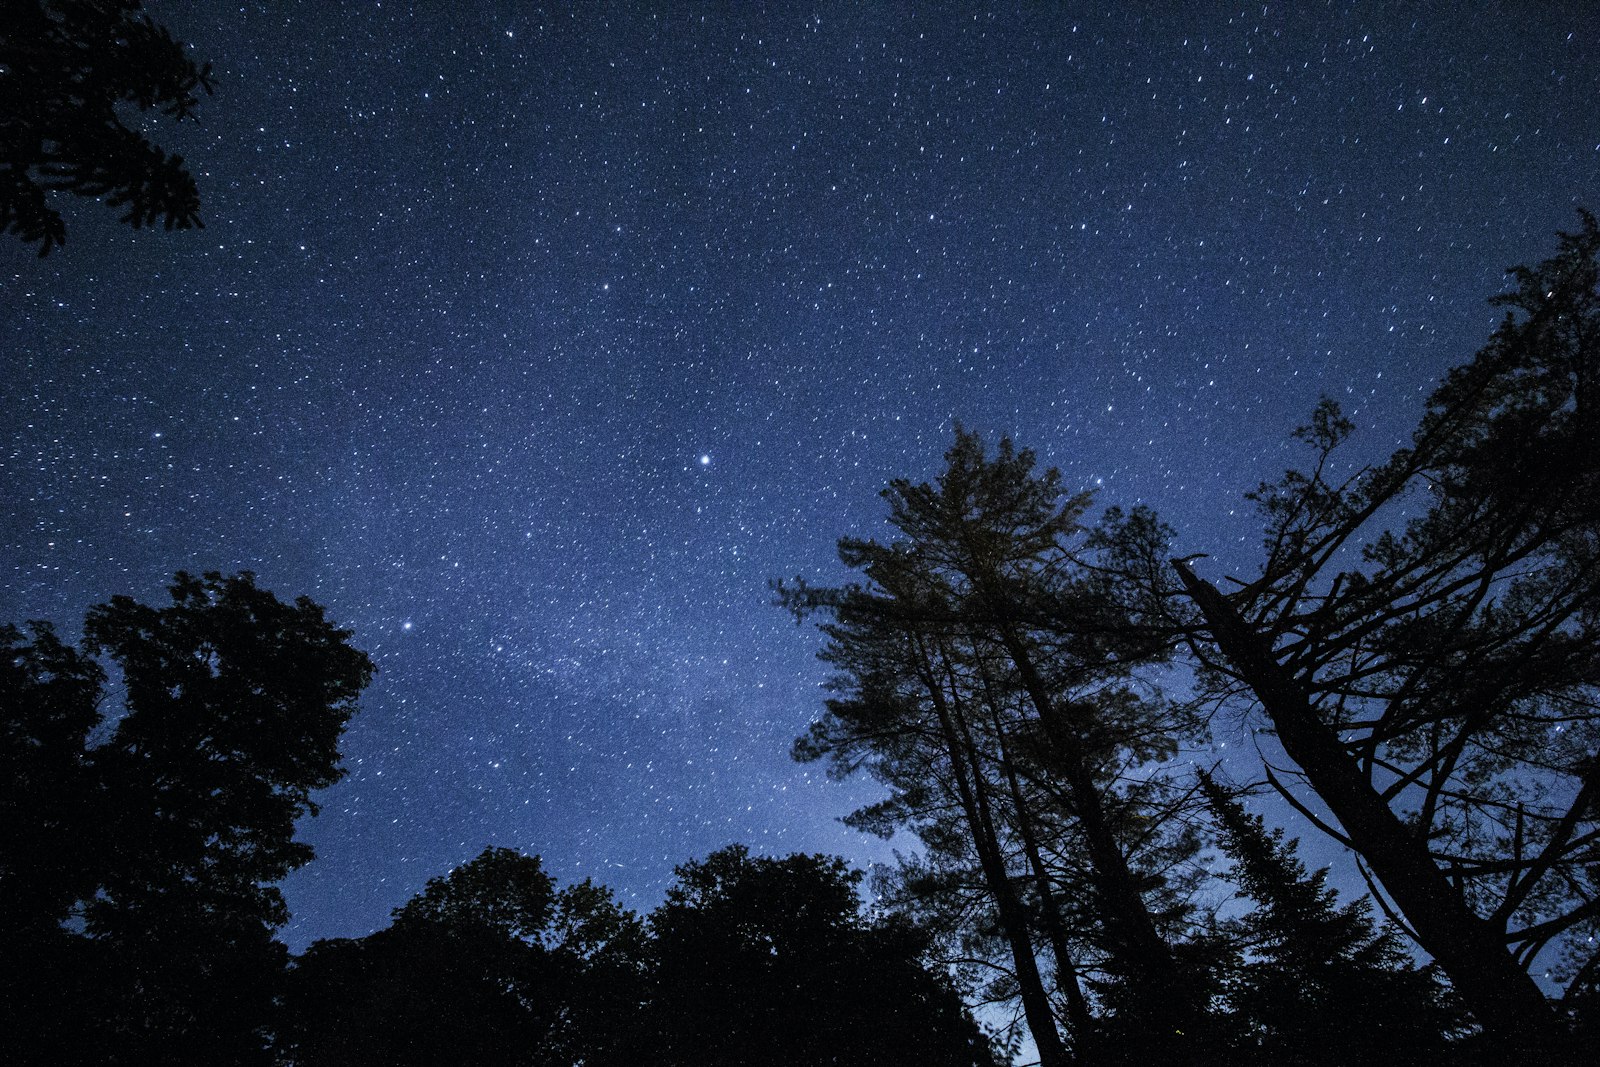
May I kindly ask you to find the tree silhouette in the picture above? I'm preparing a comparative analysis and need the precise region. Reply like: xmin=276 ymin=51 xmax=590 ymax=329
xmin=636 ymin=845 xmax=1003 ymax=1067
xmin=0 ymin=621 xmax=106 ymax=1066
xmin=0 ymin=572 xmax=372 ymax=1065
xmin=1199 ymin=772 xmax=1463 ymax=1064
xmin=780 ymin=430 xmax=1217 ymax=1062
xmin=0 ymin=621 xmax=103 ymax=940
xmin=1 ymin=0 xmax=214 ymax=254
xmin=1170 ymin=214 xmax=1600 ymax=1057
xmin=280 ymin=847 xmax=643 ymax=1067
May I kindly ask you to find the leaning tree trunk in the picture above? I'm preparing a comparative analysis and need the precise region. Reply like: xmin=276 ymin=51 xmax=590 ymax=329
xmin=1174 ymin=560 xmax=1567 ymax=1059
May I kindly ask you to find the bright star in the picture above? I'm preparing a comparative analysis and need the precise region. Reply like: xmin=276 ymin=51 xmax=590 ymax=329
xmin=699 ymin=454 xmax=711 ymax=466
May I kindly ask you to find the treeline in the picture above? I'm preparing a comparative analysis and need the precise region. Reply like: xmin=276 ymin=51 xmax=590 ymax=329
xmin=282 ymin=844 xmax=1000 ymax=1066
xmin=3 ymin=218 xmax=1596 ymax=1064
xmin=777 ymin=212 xmax=1600 ymax=1063
xmin=0 ymin=575 xmax=998 ymax=1065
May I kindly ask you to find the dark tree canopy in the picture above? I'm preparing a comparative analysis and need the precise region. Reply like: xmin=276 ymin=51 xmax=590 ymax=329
xmin=392 ymin=846 xmax=562 ymax=939
xmin=0 ymin=620 xmax=103 ymax=939
xmin=0 ymin=0 xmax=214 ymax=254
xmin=84 ymin=572 xmax=373 ymax=926
xmin=638 ymin=845 xmax=1004 ymax=1067
xmin=1199 ymin=772 xmax=1464 ymax=1065
xmin=280 ymin=847 xmax=642 ymax=1067
xmin=0 ymin=572 xmax=372 ymax=1066
xmin=281 ymin=844 xmax=997 ymax=1067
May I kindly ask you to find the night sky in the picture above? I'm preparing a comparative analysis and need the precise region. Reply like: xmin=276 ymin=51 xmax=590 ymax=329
xmin=3 ymin=2 xmax=1597 ymax=952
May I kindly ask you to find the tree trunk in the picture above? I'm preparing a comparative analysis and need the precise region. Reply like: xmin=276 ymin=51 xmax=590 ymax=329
xmin=995 ymin=629 xmax=1206 ymax=1056
xmin=1000 ymin=634 xmax=1174 ymax=968
xmin=969 ymin=647 xmax=1095 ymax=1043
xmin=1174 ymin=560 xmax=1566 ymax=1059
xmin=913 ymin=636 xmax=1072 ymax=1067
xmin=997 ymin=728 xmax=1096 ymax=1044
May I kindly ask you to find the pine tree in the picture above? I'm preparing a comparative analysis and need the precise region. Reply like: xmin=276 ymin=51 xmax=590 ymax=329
xmin=1199 ymin=772 xmax=1462 ymax=1064
xmin=782 ymin=429 xmax=1216 ymax=1062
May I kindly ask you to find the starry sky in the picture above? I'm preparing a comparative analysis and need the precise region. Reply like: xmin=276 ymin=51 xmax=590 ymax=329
xmin=3 ymin=1 xmax=1597 ymax=951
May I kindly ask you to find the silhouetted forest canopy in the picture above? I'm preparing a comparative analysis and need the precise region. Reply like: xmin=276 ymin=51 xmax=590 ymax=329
xmin=3 ymin=217 xmax=1596 ymax=1064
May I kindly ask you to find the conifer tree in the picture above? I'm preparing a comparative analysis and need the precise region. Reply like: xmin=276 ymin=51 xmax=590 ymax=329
xmin=782 ymin=430 xmax=1216 ymax=1062
xmin=1199 ymin=772 xmax=1461 ymax=1064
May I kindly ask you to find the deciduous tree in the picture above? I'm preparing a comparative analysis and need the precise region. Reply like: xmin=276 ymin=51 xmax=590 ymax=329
xmin=279 ymin=847 xmax=642 ymax=1067
xmin=1 ymin=0 xmax=214 ymax=254
xmin=0 ymin=572 xmax=372 ymax=1065
xmin=638 ymin=845 xmax=1003 ymax=1067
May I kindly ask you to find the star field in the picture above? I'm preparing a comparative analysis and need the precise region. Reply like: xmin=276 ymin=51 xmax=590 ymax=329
xmin=2 ymin=2 xmax=1597 ymax=949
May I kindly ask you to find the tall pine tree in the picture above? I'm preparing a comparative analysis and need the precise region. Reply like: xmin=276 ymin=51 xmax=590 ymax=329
xmin=782 ymin=430 xmax=1217 ymax=1062
xmin=1172 ymin=215 xmax=1600 ymax=1057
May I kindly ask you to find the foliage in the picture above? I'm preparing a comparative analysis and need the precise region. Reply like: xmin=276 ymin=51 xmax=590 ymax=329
xmin=83 ymin=572 xmax=372 ymax=933
xmin=280 ymin=847 xmax=643 ymax=1067
xmin=0 ymin=0 xmax=214 ymax=254
xmin=0 ymin=620 xmax=104 ymax=938
xmin=781 ymin=430 xmax=1218 ymax=1063
xmin=1200 ymin=772 xmax=1464 ymax=1064
xmin=279 ymin=844 xmax=997 ymax=1067
xmin=0 ymin=572 xmax=371 ymax=1065
xmin=635 ymin=845 xmax=1004 ymax=1067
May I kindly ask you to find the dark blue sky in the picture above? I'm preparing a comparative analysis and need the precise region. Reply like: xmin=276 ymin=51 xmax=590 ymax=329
xmin=3 ymin=1 xmax=1596 ymax=950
